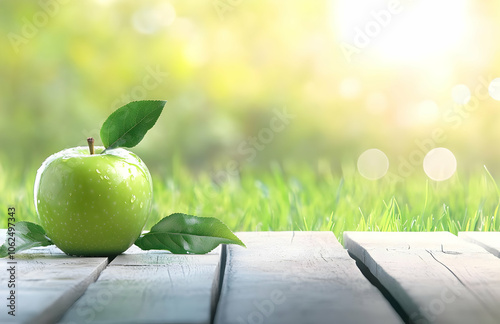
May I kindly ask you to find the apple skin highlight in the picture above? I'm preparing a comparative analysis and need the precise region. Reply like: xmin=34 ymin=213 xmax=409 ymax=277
xmin=34 ymin=146 xmax=153 ymax=256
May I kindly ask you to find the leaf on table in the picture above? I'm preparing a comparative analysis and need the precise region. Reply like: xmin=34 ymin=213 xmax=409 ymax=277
xmin=100 ymin=100 xmax=166 ymax=150
xmin=0 ymin=221 xmax=54 ymax=258
xmin=134 ymin=213 xmax=246 ymax=254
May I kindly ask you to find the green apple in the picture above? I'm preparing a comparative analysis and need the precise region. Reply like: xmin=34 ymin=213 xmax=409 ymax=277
xmin=34 ymin=145 xmax=153 ymax=256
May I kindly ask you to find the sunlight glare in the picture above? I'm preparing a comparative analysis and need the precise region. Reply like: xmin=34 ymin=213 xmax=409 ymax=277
xmin=333 ymin=0 xmax=470 ymax=63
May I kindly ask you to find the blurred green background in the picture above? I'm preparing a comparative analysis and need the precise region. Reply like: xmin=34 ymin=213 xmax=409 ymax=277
xmin=2 ymin=0 xmax=500 ymax=233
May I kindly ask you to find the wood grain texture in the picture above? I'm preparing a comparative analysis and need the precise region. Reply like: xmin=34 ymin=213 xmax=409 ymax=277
xmin=344 ymin=231 xmax=500 ymax=324
xmin=459 ymin=232 xmax=500 ymax=258
xmin=214 ymin=231 xmax=402 ymax=324
xmin=0 ymin=230 xmax=108 ymax=324
xmin=59 ymin=245 xmax=222 ymax=324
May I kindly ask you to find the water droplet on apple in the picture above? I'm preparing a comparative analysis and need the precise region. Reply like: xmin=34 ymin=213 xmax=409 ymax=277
xmin=140 ymin=202 xmax=144 ymax=208
xmin=96 ymin=169 xmax=101 ymax=174
xmin=131 ymin=195 xmax=136 ymax=203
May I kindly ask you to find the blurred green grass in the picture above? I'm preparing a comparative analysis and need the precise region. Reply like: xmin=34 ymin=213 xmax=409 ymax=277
xmin=3 ymin=1 xmax=500 ymax=243
xmin=3 ymin=1 xmax=500 ymax=179
xmin=3 ymin=155 xmax=499 ymax=244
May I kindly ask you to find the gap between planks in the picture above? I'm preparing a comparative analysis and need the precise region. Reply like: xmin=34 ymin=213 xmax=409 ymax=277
xmin=344 ymin=232 xmax=500 ymax=324
xmin=458 ymin=231 xmax=500 ymax=258
xmin=0 ymin=230 xmax=109 ymax=324
xmin=12 ymin=231 xmax=498 ymax=323
xmin=60 ymin=232 xmax=404 ymax=324
xmin=213 ymin=231 xmax=403 ymax=324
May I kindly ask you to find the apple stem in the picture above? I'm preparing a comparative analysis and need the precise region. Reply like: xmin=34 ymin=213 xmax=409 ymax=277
xmin=87 ymin=137 xmax=95 ymax=155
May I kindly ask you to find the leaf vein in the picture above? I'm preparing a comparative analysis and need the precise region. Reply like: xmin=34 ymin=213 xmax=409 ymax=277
xmin=107 ymin=105 xmax=161 ymax=149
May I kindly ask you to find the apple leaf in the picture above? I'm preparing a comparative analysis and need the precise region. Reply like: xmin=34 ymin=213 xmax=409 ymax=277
xmin=101 ymin=100 xmax=166 ymax=151
xmin=0 ymin=221 xmax=54 ymax=258
xmin=134 ymin=213 xmax=246 ymax=254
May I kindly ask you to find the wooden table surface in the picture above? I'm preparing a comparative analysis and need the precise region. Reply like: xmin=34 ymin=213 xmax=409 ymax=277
xmin=1 ymin=230 xmax=499 ymax=324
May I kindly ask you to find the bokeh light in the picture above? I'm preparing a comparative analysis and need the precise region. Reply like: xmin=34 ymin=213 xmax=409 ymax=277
xmin=132 ymin=2 xmax=176 ymax=34
xmin=451 ymin=84 xmax=471 ymax=104
xmin=489 ymin=78 xmax=500 ymax=101
xmin=416 ymin=100 xmax=440 ymax=125
xmin=357 ymin=149 xmax=389 ymax=180
xmin=339 ymin=77 xmax=361 ymax=99
xmin=423 ymin=148 xmax=457 ymax=181
xmin=365 ymin=92 xmax=388 ymax=115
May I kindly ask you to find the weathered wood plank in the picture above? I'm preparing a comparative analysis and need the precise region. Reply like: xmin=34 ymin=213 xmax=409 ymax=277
xmin=344 ymin=231 xmax=500 ymax=324
xmin=214 ymin=231 xmax=402 ymax=324
xmin=459 ymin=231 xmax=500 ymax=258
xmin=59 ymin=245 xmax=221 ymax=324
xmin=0 ymin=230 xmax=108 ymax=324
